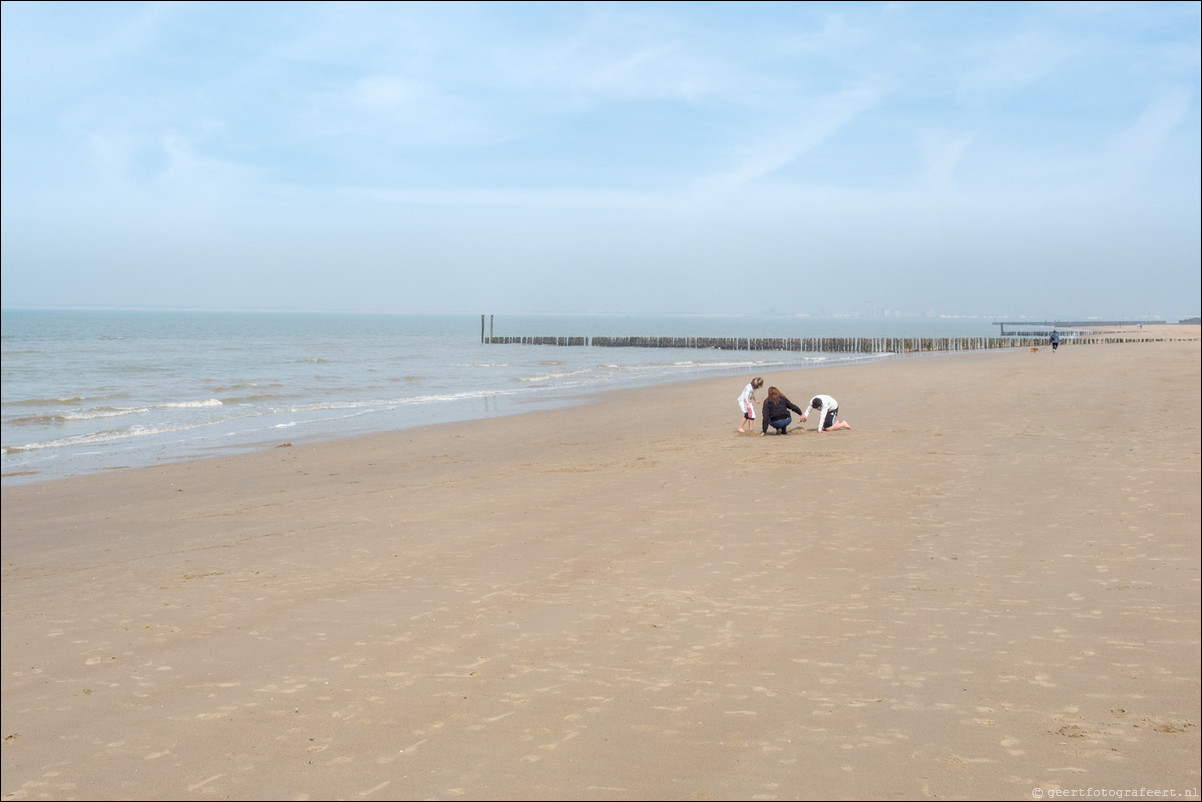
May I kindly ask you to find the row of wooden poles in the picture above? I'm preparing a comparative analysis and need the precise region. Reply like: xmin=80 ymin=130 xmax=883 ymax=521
xmin=477 ymin=316 xmax=1189 ymax=353
xmin=482 ymin=335 xmax=1191 ymax=352
xmin=482 ymin=335 xmax=1057 ymax=352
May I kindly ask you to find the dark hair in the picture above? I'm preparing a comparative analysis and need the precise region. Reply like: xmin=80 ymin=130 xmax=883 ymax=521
xmin=810 ymin=397 xmax=821 ymax=409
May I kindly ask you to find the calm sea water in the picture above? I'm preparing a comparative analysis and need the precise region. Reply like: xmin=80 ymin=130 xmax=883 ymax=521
xmin=1 ymin=310 xmax=1001 ymax=485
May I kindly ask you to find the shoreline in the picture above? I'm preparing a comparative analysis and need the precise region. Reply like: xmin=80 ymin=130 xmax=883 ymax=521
xmin=4 ymin=324 xmax=1196 ymax=490
xmin=2 ymin=336 xmax=1199 ymax=800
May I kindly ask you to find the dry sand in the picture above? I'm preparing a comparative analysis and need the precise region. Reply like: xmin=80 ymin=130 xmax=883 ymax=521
xmin=2 ymin=329 xmax=1199 ymax=801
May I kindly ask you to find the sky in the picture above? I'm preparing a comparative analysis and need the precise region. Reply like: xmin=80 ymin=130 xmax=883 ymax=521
xmin=2 ymin=1 xmax=1199 ymax=320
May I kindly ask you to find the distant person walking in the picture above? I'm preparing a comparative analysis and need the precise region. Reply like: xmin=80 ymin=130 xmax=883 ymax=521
xmin=1050 ymin=330 xmax=1061 ymax=352
xmin=759 ymin=387 xmax=805 ymax=436
xmin=737 ymin=377 xmax=764 ymax=434
xmin=801 ymin=394 xmax=852 ymax=432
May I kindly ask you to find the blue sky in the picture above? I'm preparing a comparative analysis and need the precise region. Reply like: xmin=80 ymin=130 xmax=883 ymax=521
xmin=2 ymin=1 xmax=1199 ymax=319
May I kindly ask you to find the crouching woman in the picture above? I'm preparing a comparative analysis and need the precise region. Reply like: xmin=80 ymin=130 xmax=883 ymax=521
xmin=760 ymin=387 xmax=805 ymax=436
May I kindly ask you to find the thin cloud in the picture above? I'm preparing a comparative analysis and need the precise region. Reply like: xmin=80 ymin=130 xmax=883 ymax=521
xmin=695 ymin=85 xmax=884 ymax=195
xmin=956 ymin=30 xmax=1083 ymax=107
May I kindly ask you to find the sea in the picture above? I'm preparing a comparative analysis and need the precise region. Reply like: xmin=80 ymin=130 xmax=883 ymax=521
xmin=1 ymin=310 xmax=1005 ymax=486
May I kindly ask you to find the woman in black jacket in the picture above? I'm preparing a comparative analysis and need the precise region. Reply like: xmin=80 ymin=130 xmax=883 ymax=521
xmin=760 ymin=386 xmax=805 ymax=435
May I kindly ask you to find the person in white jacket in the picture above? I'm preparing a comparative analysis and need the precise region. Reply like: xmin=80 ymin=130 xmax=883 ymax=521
xmin=800 ymin=394 xmax=852 ymax=432
xmin=736 ymin=377 xmax=764 ymax=433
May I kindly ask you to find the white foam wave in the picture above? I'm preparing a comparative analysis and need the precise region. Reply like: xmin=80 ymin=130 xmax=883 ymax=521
xmin=162 ymin=399 xmax=223 ymax=409
xmin=60 ymin=406 xmax=151 ymax=421
xmin=518 ymin=367 xmax=592 ymax=383
xmin=3 ymin=420 xmax=206 ymax=453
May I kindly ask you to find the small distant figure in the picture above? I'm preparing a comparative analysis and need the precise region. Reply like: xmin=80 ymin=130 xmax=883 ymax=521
xmin=737 ymin=376 xmax=764 ymax=434
xmin=1050 ymin=329 xmax=1061 ymax=352
xmin=801 ymin=394 xmax=852 ymax=432
xmin=759 ymin=386 xmax=805 ymax=436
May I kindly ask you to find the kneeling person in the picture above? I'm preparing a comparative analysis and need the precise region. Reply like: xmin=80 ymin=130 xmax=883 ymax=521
xmin=801 ymin=394 xmax=852 ymax=432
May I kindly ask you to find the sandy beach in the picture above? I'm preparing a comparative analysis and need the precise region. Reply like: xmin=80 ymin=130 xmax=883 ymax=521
xmin=2 ymin=329 xmax=1199 ymax=801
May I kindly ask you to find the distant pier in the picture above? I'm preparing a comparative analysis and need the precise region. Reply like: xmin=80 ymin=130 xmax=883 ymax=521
xmin=995 ymin=320 xmax=1164 ymax=335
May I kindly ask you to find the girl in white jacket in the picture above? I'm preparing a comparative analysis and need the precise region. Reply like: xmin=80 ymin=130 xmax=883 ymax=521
xmin=736 ymin=377 xmax=764 ymax=433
